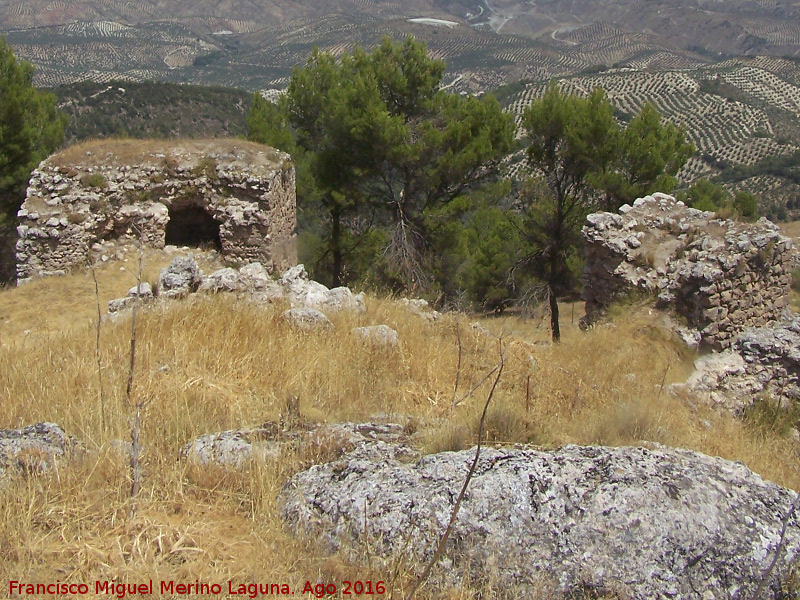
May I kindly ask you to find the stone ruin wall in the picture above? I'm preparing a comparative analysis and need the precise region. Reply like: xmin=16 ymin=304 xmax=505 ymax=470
xmin=582 ymin=193 xmax=793 ymax=350
xmin=15 ymin=139 xmax=296 ymax=283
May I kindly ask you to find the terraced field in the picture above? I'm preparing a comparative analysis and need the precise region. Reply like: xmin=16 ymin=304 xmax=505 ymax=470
xmin=5 ymin=11 xmax=715 ymax=96
xmin=503 ymin=56 xmax=800 ymax=210
xmin=2 ymin=0 xmax=799 ymax=210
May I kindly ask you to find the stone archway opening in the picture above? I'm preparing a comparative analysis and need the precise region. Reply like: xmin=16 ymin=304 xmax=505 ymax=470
xmin=165 ymin=205 xmax=222 ymax=250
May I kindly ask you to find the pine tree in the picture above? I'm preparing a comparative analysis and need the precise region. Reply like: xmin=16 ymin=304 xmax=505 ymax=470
xmin=521 ymin=83 xmax=693 ymax=341
xmin=0 ymin=38 xmax=65 ymax=222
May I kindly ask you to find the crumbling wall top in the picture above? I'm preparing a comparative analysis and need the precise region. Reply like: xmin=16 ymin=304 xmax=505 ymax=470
xmin=582 ymin=193 xmax=793 ymax=349
xmin=15 ymin=138 xmax=297 ymax=283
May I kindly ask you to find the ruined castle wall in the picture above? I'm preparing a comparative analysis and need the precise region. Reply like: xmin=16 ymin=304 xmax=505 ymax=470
xmin=582 ymin=193 xmax=792 ymax=349
xmin=15 ymin=139 xmax=296 ymax=283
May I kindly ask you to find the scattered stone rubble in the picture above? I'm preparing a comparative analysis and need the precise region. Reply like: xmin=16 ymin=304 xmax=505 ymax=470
xmin=400 ymin=298 xmax=441 ymax=322
xmin=180 ymin=421 xmax=415 ymax=468
xmin=107 ymin=257 xmax=367 ymax=328
xmin=582 ymin=193 xmax=792 ymax=349
xmin=15 ymin=139 xmax=296 ymax=283
xmin=675 ymin=313 xmax=800 ymax=413
xmin=281 ymin=439 xmax=800 ymax=599
xmin=0 ymin=423 xmax=82 ymax=482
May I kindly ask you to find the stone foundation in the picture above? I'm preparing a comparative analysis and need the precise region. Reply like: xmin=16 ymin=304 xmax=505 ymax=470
xmin=15 ymin=138 xmax=296 ymax=283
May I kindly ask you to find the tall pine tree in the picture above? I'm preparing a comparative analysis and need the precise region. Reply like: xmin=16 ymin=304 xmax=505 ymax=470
xmin=0 ymin=38 xmax=65 ymax=223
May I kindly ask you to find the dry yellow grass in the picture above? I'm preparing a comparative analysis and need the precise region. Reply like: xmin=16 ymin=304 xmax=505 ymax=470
xmin=47 ymin=138 xmax=287 ymax=171
xmin=1 ymin=256 xmax=799 ymax=598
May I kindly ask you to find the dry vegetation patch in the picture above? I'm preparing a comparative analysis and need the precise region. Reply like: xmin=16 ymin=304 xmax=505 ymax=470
xmin=1 ymin=261 xmax=799 ymax=595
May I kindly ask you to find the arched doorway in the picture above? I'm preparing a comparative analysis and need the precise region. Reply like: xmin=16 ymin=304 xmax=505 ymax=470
xmin=165 ymin=205 xmax=222 ymax=250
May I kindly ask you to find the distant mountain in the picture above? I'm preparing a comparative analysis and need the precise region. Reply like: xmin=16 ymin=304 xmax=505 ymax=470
xmin=1 ymin=0 xmax=797 ymax=93
xmin=2 ymin=0 xmax=800 ymax=214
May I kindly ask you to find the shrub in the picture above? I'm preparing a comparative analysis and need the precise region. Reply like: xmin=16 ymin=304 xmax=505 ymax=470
xmin=191 ymin=157 xmax=218 ymax=180
xmin=80 ymin=173 xmax=108 ymax=189
xmin=743 ymin=394 xmax=800 ymax=438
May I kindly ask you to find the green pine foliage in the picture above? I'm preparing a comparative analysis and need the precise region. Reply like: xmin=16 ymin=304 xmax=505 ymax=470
xmin=249 ymin=36 xmax=515 ymax=292
xmin=520 ymin=82 xmax=693 ymax=340
xmin=0 ymin=37 xmax=65 ymax=221
xmin=676 ymin=179 xmax=759 ymax=221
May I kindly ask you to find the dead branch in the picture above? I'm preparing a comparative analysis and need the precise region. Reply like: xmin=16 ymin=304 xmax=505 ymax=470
xmin=449 ymin=323 xmax=462 ymax=414
xmin=128 ymin=233 xmax=145 ymax=517
xmin=451 ymin=362 xmax=501 ymax=409
xmin=403 ymin=339 xmax=506 ymax=600
xmin=89 ymin=263 xmax=106 ymax=432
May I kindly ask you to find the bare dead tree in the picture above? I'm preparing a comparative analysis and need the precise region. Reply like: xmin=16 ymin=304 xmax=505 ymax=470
xmin=403 ymin=338 xmax=506 ymax=600
xmin=383 ymin=220 xmax=433 ymax=293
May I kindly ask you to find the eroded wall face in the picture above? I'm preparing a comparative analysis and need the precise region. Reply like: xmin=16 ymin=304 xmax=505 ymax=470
xmin=582 ymin=193 xmax=792 ymax=349
xmin=15 ymin=141 xmax=297 ymax=283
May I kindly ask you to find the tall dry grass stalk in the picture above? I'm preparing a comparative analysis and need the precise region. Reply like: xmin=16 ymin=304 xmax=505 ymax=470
xmin=128 ymin=240 xmax=144 ymax=515
xmin=89 ymin=263 xmax=106 ymax=432
xmin=1 ymin=255 xmax=799 ymax=597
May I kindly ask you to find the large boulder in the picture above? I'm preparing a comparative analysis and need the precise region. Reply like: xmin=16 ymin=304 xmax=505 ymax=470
xmin=281 ymin=442 xmax=800 ymax=599
xmin=0 ymin=423 xmax=83 ymax=481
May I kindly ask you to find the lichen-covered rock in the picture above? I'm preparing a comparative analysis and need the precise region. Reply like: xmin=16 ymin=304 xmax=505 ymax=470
xmin=351 ymin=325 xmax=399 ymax=349
xmin=16 ymin=139 xmax=296 ymax=283
xmin=0 ymin=423 xmax=82 ymax=481
xmin=107 ymin=281 xmax=154 ymax=313
xmin=582 ymin=193 xmax=792 ymax=349
xmin=159 ymin=255 xmax=203 ymax=298
xmin=198 ymin=267 xmax=243 ymax=293
xmin=282 ymin=307 xmax=333 ymax=330
xmin=180 ymin=422 xmax=289 ymax=468
xmin=281 ymin=442 xmax=800 ymax=599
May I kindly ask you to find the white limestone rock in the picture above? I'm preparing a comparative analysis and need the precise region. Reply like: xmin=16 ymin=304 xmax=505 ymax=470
xmin=282 ymin=442 xmax=800 ymax=599
xmin=282 ymin=307 xmax=333 ymax=330
xmin=159 ymin=255 xmax=204 ymax=298
xmin=0 ymin=423 xmax=83 ymax=482
xmin=351 ymin=325 xmax=399 ymax=348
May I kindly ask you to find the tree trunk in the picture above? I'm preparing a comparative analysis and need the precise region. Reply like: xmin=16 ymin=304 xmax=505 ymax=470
xmin=549 ymin=284 xmax=560 ymax=342
xmin=331 ymin=206 xmax=343 ymax=288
